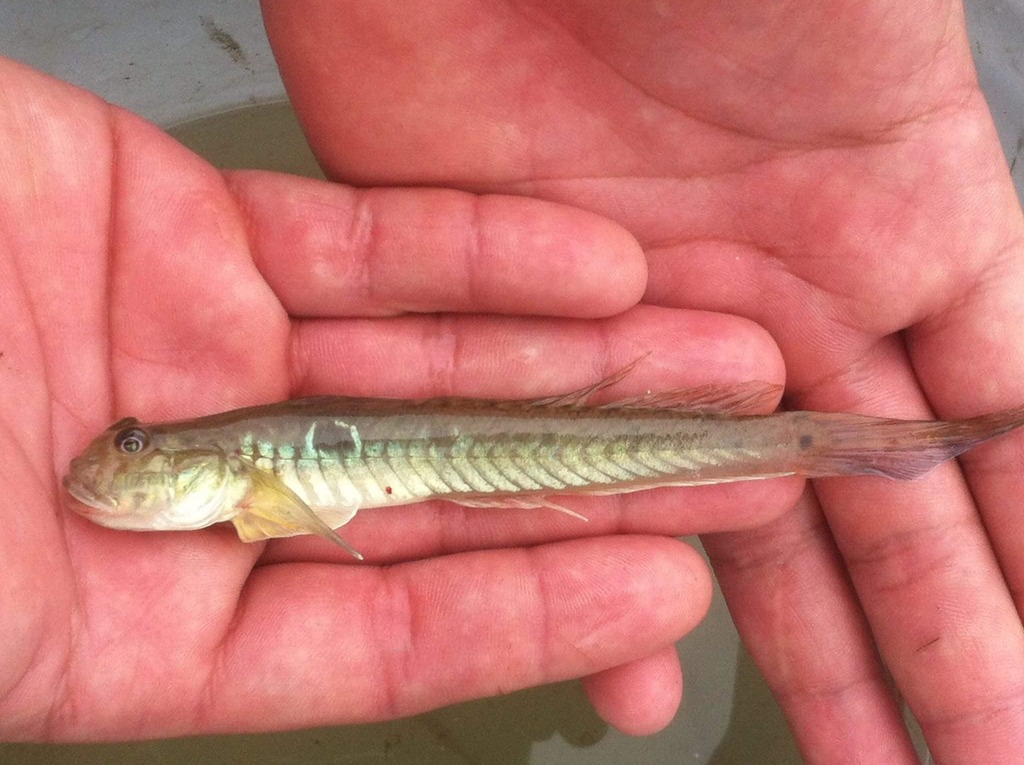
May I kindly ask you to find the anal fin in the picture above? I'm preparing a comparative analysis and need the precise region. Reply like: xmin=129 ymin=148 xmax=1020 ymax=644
xmin=449 ymin=495 xmax=589 ymax=521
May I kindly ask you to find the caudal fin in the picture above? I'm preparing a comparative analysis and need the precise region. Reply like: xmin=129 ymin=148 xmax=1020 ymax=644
xmin=799 ymin=405 xmax=1024 ymax=481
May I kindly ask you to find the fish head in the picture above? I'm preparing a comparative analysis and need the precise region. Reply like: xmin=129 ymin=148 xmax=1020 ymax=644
xmin=64 ymin=417 xmax=238 ymax=532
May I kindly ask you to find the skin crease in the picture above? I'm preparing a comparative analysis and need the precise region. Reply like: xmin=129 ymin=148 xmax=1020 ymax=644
xmin=260 ymin=0 xmax=1024 ymax=762
xmin=0 ymin=55 xmax=802 ymax=743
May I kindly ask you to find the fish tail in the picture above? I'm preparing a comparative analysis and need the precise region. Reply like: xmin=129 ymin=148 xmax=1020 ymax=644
xmin=798 ymin=405 xmax=1024 ymax=481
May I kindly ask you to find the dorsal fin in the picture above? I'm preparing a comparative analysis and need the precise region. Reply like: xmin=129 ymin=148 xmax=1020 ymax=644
xmin=529 ymin=359 xmax=643 ymax=409
xmin=526 ymin=357 xmax=781 ymax=415
xmin=597 ymin=381 xmax=782 ymax=414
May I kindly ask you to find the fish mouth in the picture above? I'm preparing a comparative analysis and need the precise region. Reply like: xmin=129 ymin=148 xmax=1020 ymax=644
xmin=62 ymin=475 xmax=115 ymax=514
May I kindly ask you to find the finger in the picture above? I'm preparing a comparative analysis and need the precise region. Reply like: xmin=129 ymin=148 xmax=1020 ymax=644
xmin=910 ymin=252 xmax=1024 ymax=595
xmin=581 ymin=645 xmax=683 ymax=736
xmin=642 ymin=174 xmax=1024 ymax=760
xmin=198 ymin=536 xmax=710 ymax=734
xmin=289 ymin=303 xmax=785 ymax=398
xmin=226 ymin=170 xmax=646 ymax=319
xmin=703 ymin=490 xmax=921 ymax=763
xmin=896 ymin=252 xmax=1024 ymax=758
xmin=778 ymin=329 xmax=1024 ymax=762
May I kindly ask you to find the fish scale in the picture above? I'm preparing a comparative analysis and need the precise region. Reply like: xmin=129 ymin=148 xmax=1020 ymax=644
xmin=266 ymin=426 xmax=782 ymax=512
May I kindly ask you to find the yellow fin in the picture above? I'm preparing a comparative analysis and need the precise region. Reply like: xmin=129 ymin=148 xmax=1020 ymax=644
xmin=232 ymin=466 xmax=364 ymax=560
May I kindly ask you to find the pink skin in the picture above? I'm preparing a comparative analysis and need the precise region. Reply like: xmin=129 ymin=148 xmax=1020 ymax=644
xmin=0 ymin=57 xmax=792 ymax=741
xmin=259 ymin=1 xmax=1024 ymax=762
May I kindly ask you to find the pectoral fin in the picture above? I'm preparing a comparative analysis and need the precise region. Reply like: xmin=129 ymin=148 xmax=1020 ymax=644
xmin=232 ymin=466 xmax=363 ymax=560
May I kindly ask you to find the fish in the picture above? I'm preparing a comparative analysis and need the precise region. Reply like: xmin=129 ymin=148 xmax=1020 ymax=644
xmin=63 ymin=371 xmax=1024 ymax=560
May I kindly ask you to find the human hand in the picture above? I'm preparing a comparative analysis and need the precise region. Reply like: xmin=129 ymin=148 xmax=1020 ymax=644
xmin=262 ymin=1 xmax=1024 ymax=761
xmin=0 ymin=57 xmax=793 ymax=741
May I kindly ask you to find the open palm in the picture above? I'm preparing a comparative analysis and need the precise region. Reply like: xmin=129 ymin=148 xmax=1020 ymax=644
xmin=0 ymin=58 xmax=802 ymax=740
xmin=263 ymin=1 xmax=1024 ymax=762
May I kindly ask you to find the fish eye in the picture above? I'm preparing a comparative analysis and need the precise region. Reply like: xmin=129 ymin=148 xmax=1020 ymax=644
xmin=114 ymin=426 xmax=150 ymax=455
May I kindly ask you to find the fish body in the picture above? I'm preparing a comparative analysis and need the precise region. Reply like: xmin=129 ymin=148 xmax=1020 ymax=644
xmin=64 ymin=381 xmax=1024 ymax=559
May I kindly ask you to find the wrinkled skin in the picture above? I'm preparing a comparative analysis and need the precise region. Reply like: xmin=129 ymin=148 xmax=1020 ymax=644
xmin=260 ymin=1 xmax=1024 ymax=762
xmin=0 ymin=56 xmax=793 ymax=741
